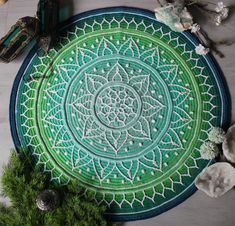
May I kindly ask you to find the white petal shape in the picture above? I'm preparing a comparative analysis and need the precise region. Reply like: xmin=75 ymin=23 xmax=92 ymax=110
xmin=97 ymin=37 xmax=118 ymax=56
xmin=83 ymin=116 xmax=104 ymax=139
xmin=128 ymin=116 xmax=151 ymax=140
xmin=195 ymin=162 xmax=235 ymax=198
xmin=119 ymin=37 xmax=140 ymax=58
xmin=129 ymin=74 xmax=149 ymax=95
xmin=104 ymin=130 xmax=128 ymax=152
xmin=223 ymin=124 xmax=235 ymax=163
xmin=85 ymin=73 xmax=108 ymax=94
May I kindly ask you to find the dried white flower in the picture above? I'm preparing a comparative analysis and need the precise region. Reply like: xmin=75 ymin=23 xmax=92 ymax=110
xmin=200 ymin=142 xmax=219 ymax=160
xmin=191 ymin=23 xmax=200 ymax=33
xmin=195 ymin=44 xmax=210 ymax=55
xmin=215 ymin=2 xmax=226 ymax=13
xmin=215 ymin=15 xmax=222 ymax=26
xmin=208 ymin=127 xmax=226 ymax=144
xmin=221 ymin=7 xmax=229 ymax=20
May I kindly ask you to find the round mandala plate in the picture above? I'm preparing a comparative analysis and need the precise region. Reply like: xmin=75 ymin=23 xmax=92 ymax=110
xmin=10 ymin=7 xmax=230 ymax=221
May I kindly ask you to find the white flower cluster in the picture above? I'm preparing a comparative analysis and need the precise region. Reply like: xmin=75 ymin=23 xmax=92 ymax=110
xmin=214 ymin=2 xmax=229 ymax=26
xmin=195 ymin=44 xmax=210 ymax=55
xmin=200 ymin=142 xmax=219 ymax=160
xmin=208 ymin=127 xmax=226 ymax=144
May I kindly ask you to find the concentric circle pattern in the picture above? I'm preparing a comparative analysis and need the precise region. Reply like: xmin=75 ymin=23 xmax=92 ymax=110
xmin=10 ymin=7 xmax=230 ymax=221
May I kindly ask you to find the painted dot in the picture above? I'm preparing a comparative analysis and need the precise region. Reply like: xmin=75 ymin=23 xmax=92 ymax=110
xmin=123 ymin=36 xmax=126 ymax=40
xmin=141 ymin=169 xmax=145 ymax=174
xmin=151 ymin=119 xmax=156 ymax=123
xmin=136 ymin=39 xmax=140 ymax=43
xmin=61 ymin=59 xmax=65 ymax=63
xmin=91 ymin=44 xmax=95 ymax=48
xmin=159 ymin=115 xmax=163 ymax=119
xmin=170 ymin=59 xmax=174 ymax=63
xmin=149 ymin=43 xmax=153 ymax=47
xmin=152 ymin=82 xmax=156 ymax=85
xmin=92 ymin=176 xmax=95 ymax=180
xmin=151 ymin=90 xmax=155 ymax=94
xmin=124 ymin=148 xmax=128 ymax=152
xmin=153 ymin=128 xmax=158 ymax=132
xmin=42 ymin=110 xmax=46 ymax=114
xmin=114 ymin=174 xmax=118 ymax=179
xmin=151 ymin=171 xmax=155 ymax=175
xmin=43 ymin=96 xmax=47 ymax=99
xmin=126 ymin=64 xmax=129 ymax=67
xmin=47 ymin=82 xmax=51 ymax=86
xmin=102 ymin=69 xmax=105 ymax=73
xmin=183 ymin=139 xmax=187 ymax=143
xmin=44 ymin=124 xmax=48 ymax=128
xmin=185 ymin=104 xmax=189 ymax=108
xmin=54 ymin=78 xmax=58 ymax=81
xmin=130 ymin=70 xmax=134 ymax=74
xmin=180 ymin=131 xmax=184 ymax=135
xmin=79 ymin=80 xmax=83 ymax=84
xmin=93 ymin=68 xmax=97 ymax=72
xmin=53 ymin=70 xmax=57 ymax=74
xmin=161 ymin=50 xmax=165 ymax=54
xmin=49 ymin=137 xmax=53 ymax=141
xmin=47 ymin=103 xmax=51 ymax=106
xmin=179 ymin=71 xmax=183 ymax=74
xmin=76 ymin=127 xmax=79 ymax=130
xmin=69 ymin=57 xmax=73 ymax=62
xmin=165 ymin=154 xmax=169 ymax=158
xmin=80 ymin=88 xmax=84 ymax=92
xmin=164 ymin=163 xmax=168 ymax=167
xmin=104 ymin=147 xmax=107 ymax=151
xmin=65 ymin=152 xmax=68 ymax=156
xmin=71 ymin=50 xmax=75 ymax=54
xmin=110 ymin=36 xmax=113 ymax=40
xmin=188 ymin=126 xmax=192 ymax=129
xmin=185 ymin=84 xmax=190 ymax=87
xmin=189 ymin=97 xmax=194 ymax=101
xmin=95 ymin=38 xmax=99 ymax=43
xmin=51 ymin=129 xmax=55 ymax=132
xmin=141 ymin=46 xmax=145 ymax=49
xmin=139 ymin=142 xmax=143 ymax=147
xmin=174 ymin=152 xmax=179 ymax=156
xmin=83 ymin=43 xmax=87 ymax=47
xmin=87 ymin=168 xmax=90 ymax=172
xmin=163 ymin=58 xmax=166 ymax=62
xmin=73 ymin=93 xmax=77 ymax=97
xmin=90 ymin=141 xmax=93 ymax=145
xmin=158 ymin=95 xmax=163 ymax=98
xmin=56 ymin=150 xmax=60 ymax=154
xmin=129 ymin=140 xmax=134 ymax=145
xmin=178 ymin=79 xmax=182 ymax=82
xmin=121 ymin=180 xmax=125 ymax=184
xmin=79 ymin=169 xmax=82 ymax=174
xmin=190 ymin=111 xmax=193 ymax=115
xmin=106 ymin=179 xmax=110 ymax=183
xmin=66 ymin=161 xmax=69 ymax=165
xmin=106 ymin=63 xmax=110 ymax=67
xmin=98 ymin=139 xmax=102 ymax=144
xmin=72 ymin=113 xmax=75 ymax=117
xmin=137 ymin=176 xmax=141 ymax=181
xmin=138 ymin=69 xmax=142 ymax=73
xmin=116 ymin=40 xmax=120 ymax=45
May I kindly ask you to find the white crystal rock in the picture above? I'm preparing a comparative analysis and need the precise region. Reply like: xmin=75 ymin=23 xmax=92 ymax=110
xmin=195 ymin=162 xmax=235 ymax=198
xmin=223 ymin=124 xmax=235 ymax=163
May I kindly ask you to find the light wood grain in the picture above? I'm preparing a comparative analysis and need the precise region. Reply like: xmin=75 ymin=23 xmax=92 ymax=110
xmin=0 ymin=1 xmax=234 ymax=225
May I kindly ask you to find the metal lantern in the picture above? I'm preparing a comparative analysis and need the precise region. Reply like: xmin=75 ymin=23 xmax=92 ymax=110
xmin=36 ymin=189 xmax=60 ymax=211
xmin=0 ymin=17 xmax=39 ymax=63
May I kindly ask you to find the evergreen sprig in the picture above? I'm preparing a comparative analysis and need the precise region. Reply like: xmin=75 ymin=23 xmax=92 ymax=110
xmin=0 ymin=150 xmax=108 ymax=226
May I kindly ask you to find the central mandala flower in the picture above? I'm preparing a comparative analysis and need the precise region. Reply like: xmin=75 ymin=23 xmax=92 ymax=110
xmin=68 ymin=61 xmax=166 ymax=154
xmin=94 ymin=83 xmax=142 ymax=130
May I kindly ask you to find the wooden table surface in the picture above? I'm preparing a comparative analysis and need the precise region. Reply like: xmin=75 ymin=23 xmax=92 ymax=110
xmin=0 ymin=1 xmax=234 ymax=225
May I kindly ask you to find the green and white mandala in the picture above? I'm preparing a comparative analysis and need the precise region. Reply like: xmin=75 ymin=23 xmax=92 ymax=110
xmin=10 ymin=7 xmax=230 ymax=221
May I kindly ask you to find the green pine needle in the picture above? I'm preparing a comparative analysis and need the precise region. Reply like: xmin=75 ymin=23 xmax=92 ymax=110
xmin=0 ymin=150 xmax=108 ymax=226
